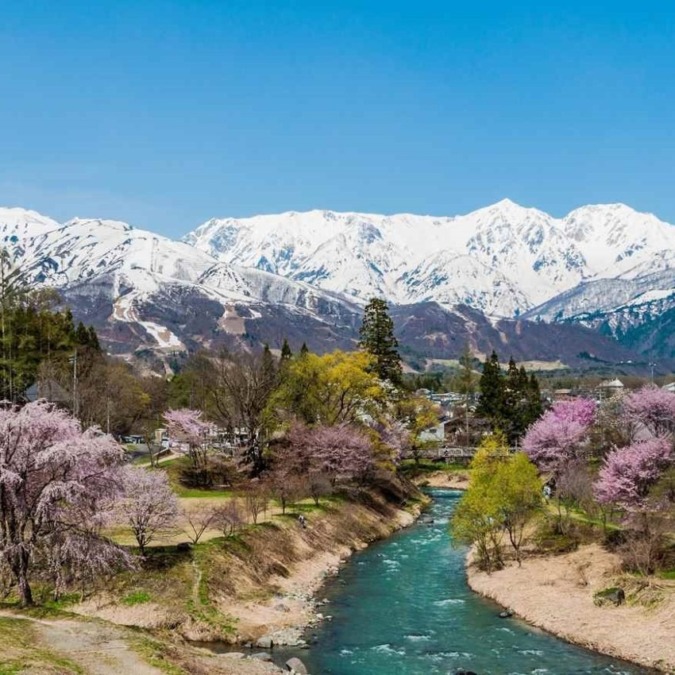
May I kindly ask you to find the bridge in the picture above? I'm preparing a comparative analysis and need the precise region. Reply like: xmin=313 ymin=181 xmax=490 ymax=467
xmin=403 ymin=446 xmax=519 ymax=462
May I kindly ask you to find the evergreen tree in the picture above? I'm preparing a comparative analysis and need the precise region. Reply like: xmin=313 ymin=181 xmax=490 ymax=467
xmin=0 ymin=271 xmax=102 ymax=402
xmin=75 ymin=321 xmax=90 ymax=347
xmin=280 ymin=338 xmax=293 ymax=360
xmin=299 ymin=342 xmax=310 ymax=357
xmin=358 ymin=298 xmax=402 ymax=385
xmin=88 ymin=326 xmax=101 ymax=351
xmin=262 ymin=343 xmax=276 ymax=381
xmin=476 ymin=350 xmax=505 ymax=427
xmin=527 ymin=372 xmax=543 ymax=424
xmin=457 ymin=343 xmax=477 ymax=399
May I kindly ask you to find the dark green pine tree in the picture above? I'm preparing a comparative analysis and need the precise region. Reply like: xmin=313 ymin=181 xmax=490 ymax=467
xmin=526 ymin=372 xmax=543 ymax=424
xmin=299 ymin=342 xmax=310 ymax=357
xmin=502 ymin=358 xmax=532 ymax=444
xmin=262 ymin=343 xmax=276 ymax=377
xmin=358 ymin=298 xmax=402 ymax=385
xmin=87 ymin=326 xmax=101 ymax=351
xmin=457 ymin=343 xmax=476 ymax=399
xmin=476 ymin=350 xmax=505 ymax=428
xmin=280 ymin=338 xmax=293 ymax=361
xmin=75 ymin=321 xmax=90 ymax=347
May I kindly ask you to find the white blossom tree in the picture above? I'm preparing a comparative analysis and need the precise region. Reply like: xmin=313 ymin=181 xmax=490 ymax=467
xmin=0 ymin=400 xmax=132 ymax=606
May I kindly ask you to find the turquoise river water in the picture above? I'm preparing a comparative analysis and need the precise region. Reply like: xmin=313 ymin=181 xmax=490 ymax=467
xmin=278 ymin=488 xmax=648 ymax=674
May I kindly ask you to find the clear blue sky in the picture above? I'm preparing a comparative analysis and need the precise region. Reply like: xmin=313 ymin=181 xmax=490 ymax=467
xmin=1 ymin=1 xmax=674 ymax=237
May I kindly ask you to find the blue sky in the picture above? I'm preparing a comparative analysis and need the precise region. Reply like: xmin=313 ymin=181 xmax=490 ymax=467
xmin=1 ymin=1 xmax=674 ymax=237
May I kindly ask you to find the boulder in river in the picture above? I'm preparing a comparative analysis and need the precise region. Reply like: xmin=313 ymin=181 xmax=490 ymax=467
xmin=255 ymin=636 xmax=274 ymax=649
xmin=250 ymin=652 xmax=273 ymax=662
xmin=285 ymin=656 xmax=309 ymax=673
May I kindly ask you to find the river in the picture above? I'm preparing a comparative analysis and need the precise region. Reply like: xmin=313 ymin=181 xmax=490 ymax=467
xmin=279 ymin=488 xmax=647 ymax=674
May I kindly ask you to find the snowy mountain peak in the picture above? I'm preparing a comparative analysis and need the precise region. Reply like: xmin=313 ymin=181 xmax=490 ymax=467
xmin=65 ymin=217 xmax=135 ymax=233
xmin=1 ymin=201 xmax=673 ymax=361
xmin=186 ymin=201 xmax=674 ymax=316
xmin=0 ymin=206 xmax=60 ymax=235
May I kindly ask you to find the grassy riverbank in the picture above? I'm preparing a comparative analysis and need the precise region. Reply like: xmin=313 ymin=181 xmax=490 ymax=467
xmin=0 ymin=479 xmax=427 ymax=674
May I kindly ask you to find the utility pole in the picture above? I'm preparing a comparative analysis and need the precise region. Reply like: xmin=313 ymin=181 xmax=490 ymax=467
xmin=649 ymin=362 xmax=656 ymax=385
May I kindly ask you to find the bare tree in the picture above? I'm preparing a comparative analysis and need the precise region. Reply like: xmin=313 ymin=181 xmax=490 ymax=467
xmin=182 ymin=506 xmax=217 ymax=545
xmin=207 ymin=348 xmax=279 ymax=476
xmin=242 ymin=484 xmax=269 ymax=524
xmin=214 ymin=499 xmax=245 ymax=537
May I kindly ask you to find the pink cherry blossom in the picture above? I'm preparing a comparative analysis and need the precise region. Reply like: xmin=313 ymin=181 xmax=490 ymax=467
xmin=0 ymin=400 xmax=132 ymax=606
xmin=594 ymin=437 xmax=672 ymax=509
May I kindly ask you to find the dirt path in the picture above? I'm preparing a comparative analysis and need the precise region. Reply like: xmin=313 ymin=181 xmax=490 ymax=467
xmin=0 ymin=611 xmax=163 ymax=675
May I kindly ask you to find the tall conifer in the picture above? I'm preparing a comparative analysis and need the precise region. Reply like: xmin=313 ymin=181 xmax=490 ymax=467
xmin=358 ymin=298 xmax=402 ymax=385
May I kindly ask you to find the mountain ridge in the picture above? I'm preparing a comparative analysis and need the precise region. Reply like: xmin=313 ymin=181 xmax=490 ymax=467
xmin=2 ymin=200 xmax=673 ymax=368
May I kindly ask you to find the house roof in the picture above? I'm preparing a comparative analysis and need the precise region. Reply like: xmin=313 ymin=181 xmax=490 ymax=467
xmin=597 ymin=378 xmax=624 ymax=389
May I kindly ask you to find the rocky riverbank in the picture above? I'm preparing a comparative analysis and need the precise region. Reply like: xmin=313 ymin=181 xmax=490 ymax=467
xmin=466 ymin=544 xmax=675 ymax=673
xmin=73 ymin=481 xmax=427 ymax=656
xmin=227 ymin=497 xmax=423 ymax=649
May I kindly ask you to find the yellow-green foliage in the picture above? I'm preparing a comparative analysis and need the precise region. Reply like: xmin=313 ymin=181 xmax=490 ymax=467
xmin=451 ymin=433 xmax=541 ymax=569
xmin=265 ymin=350 xmax=386 ymax=428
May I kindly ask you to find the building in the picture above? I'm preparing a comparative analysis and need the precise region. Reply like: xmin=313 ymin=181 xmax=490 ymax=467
xmin=596 ymin=378 xmax=625 ymax=398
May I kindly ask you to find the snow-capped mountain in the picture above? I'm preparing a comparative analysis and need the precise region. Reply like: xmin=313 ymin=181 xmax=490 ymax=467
xmin=3 ymin=198 xmax=673 ymax=367
xmin=186 ymin=199 xmax=675 ymax=317
xmin=1 ymin=209 xmax=362 ymax=360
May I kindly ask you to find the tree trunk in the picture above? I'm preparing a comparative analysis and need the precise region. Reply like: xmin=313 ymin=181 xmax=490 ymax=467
xmin=14 ymin=551 xmax=33 ymax=607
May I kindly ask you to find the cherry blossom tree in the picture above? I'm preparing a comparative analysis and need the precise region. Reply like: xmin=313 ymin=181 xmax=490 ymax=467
xmin=623 ymin=385 xmax=675 ymax=437
xmin=0 ymin=400 xmax=132 ymax=606
xmin=163 ymin=408 xmax=213 ymax=484
xmin=286 ymin=422 xmax=374 ymax=485
xmin=118 ymin=467 xmax=180 ymax=556
xmin=522 ymin=398 xmax=596 ymax=475
xmin=594 ymin=437 xmax=673 ymax=511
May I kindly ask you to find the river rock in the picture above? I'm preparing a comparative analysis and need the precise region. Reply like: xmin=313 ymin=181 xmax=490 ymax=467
xmin=498 ymin=609 xmax=513 ymax=618
xmin=255 ymin=637 xmax=274 ymax=649
xmin=251 ymin=652 xmax=273 ymax=662
xmin=285 ymin=657 xmax=309 ymax=673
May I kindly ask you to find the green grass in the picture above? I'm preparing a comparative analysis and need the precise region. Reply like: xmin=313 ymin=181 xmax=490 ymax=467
xmin=544 ymin=503 xmax=622 ymax=532
xmin=158 ymin=457 xmax=233 ymax=498
xmin=187 ymin=543 xmax=238 ymax=635
xmin=122 ymin=590 xmax=152 ymax=606
xmin=173 ymin=486 xmax=233 ymax=498
xmin=129 ymin=635 xmax=186 ymax=675
xmin=657 ymin=568 xmax=675 ymax=580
